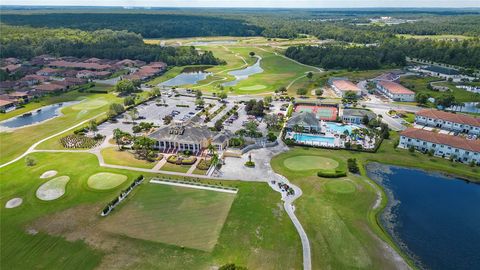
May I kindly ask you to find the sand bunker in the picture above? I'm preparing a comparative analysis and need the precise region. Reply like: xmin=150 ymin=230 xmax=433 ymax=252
xmin=36 ymin=176 xmax=70 ymax=201
xmin=5 ymin=198 xmax=23 ymax=208
xmin=40 ymin=170 xmax=58 ymax=179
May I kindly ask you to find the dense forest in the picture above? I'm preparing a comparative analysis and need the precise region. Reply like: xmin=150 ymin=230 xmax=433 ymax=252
xmin=0 ymin=13 xmax=263 ymax=38
xmin=0 ymin=25 xmax=223 ymax=65
xmin=285 ymin=45 xmax=406 ymax=70
xmin=286 ymin=38 xmax=480 ymax=70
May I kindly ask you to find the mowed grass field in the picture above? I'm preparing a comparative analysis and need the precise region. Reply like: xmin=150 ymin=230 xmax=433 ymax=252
xmin=283 ymin=155 xmax=339 ymax=171
xmin=100 ymin=183 xmax=236 ymax=251
xmin=0 ymin=89 xmax=121 ymax=164
xmin=271 ymin=149 xmax=409 ymax=269
xmin=1 ymin=151 xmax=302 ymax=269
xmin=101 ymin=147 xmax=157 ymax=169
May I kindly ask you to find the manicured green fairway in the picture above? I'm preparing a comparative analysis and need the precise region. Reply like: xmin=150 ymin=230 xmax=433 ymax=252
xmin=100 ymin=183 xmax=235 ymax=251
xmin=0 ymin=89 xmax=121 ymax=164
xmin=325 ymin=180 xmax=356 ymax=194
xmin=283 ymin=155 xmax=339 ymax=171
xmin=1 ymin=152 xmax=302 ymax=269
xmin=87 ymin=172 xmax=128 ymax=190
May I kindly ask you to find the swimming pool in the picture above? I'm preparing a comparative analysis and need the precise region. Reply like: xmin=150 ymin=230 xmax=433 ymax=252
xmin=293 ymin=133 xmax=335 ymax=144
xmin=324 ymin=122 xmax=357 ymax=134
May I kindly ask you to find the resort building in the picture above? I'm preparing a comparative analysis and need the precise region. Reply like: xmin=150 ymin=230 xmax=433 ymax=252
xmin=399 ymin=128 xmax=480 ymax=164
xmin=286 ymin=111 xmax=320 ymax=132
xmin=376 ymin=81 xmax=415 ymax=102
xmin=415 ymin=109 xmax=480 ymax=135
xmin=342 ymin=109 xmax=377 ymax=124
xmin=328 ymin=78 xmax=362 ymax=97
xmin=148 ymin=121 xmax=231 ymax=153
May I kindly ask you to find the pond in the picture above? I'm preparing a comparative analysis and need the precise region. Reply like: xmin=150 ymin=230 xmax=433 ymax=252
xmin=222 ymin=57 xmax=264 ymax=87
xmin=366 ymin=163 xmax=480 ymax=270
xmin=447 ymin=102 xmax=480 ymax=114
xmin=159 ymin=67 xmax=211 ymax=87
xmin=0 ymin=101 xmax=79 ymax=129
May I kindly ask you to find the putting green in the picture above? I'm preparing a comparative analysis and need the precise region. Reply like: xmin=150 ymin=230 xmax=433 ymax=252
xmin=87 ymin=172 xmax=128 ymax=190
xmin=325 ymin=180 xmax=356 ymax=194
xmin=239 ymin=85 xmax=266 ymax=91
xmin=283 ymin=156 xmax=339 ymax=171
xmin=36 ymin=176 xmax=70 ymax=201
xmin=71 ymin=99 xmax=108 ymax=110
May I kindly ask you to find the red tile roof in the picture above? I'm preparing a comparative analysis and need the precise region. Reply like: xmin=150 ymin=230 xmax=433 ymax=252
xmin=49 ymin=60 xmax=111 ymax=70
xmin=35 ymin=83 xmax=65 ymax=92
xmin=401 ymin=127 xmax=480 ymax=152
xmin=417 ymin=109 xmax=480 ymax=127
xmin=332 ymin=79 xmax=360 ymax=92
xmin=0 ymin=99 xmax=14 ymax=107
xmin=378 ymin=81 xmax=414 ymax=95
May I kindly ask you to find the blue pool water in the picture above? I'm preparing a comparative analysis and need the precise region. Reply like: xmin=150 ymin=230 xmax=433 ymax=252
xmin=366 ymin=163 xmax=480 ymax=270
xmin=324 ymin=122 xmax=357 ymax=134
xmin=222 ymin=58 xmax=264 ymax=87
xmin=293 ymin=133 xmax=335 ymax=144
xmin=0 ymin=101 xmax=78 ymax=128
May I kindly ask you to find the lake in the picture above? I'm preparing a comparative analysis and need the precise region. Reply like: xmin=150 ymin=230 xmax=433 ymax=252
xmin=0 ymin=101 xmax=78 ymax=129
xmin=222 ymin=57 xmax=264 ymax=87
xmin=366 ymin=163 xmax=480 ymax=270
xmin=159 ymin=68 xmax=211 ymax=87
xmin=447 ymin=102 xmax=479 ymax=114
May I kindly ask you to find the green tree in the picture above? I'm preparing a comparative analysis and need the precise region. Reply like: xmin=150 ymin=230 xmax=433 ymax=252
xmin=315 ymin=89 xmax=323 ymax=96
xmin=124 ymin=96 xmax=135 ymax=106
xmin=415 ymin=92 xmax=430 ymax=104
xmin=214 ymin=119 xmax=223 ymax=131
xmin=115 ymin=79 xmax=136 ymax=95
xmin=245 ymin=121 xmax=258 ymax=137
xmin=218 ymin=91 xmax=228 ymax=101
xmin=306 ymin=71 xmax=313 ymax=81
xmin=133 ymin=136 xmax=156 ymax=160
xmin=296 ymin=88 xmax=308 ymax=96
xmin=249 ymin=51 xmax=255 ymax=57
xmin=88 ymin=120 xmax=98 ymax=135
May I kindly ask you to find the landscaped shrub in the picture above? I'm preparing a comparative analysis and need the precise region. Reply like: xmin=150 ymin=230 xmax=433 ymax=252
xmin=25 ymin=156 xmax=37 ymax=166
xmin=347 ymin=158 xmax=360 ymax=174
xmin=167 ymin=155 xmax=179 ymax=163
xmin=245 ymin=161 xmax=255 ymax=167
xmin=181 ymin=156 xmax=197 ymax=165
xmin=317 ymin=169 xmax=347 ymax=178
xmin=60 ymin=134 xmax=104 ymax=148
xmin=166 ymin=155 xmax=197 ymax=165
xmin=196 ymin=159 xmax=212 ymax=170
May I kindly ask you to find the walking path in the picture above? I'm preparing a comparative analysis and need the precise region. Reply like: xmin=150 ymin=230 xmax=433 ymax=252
xmin=0 ymin=112 xmax=105 ymax=169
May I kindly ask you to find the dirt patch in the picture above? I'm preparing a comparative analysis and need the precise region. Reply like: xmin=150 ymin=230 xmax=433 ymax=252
xmin=40 ymin=170 xmax=58 ymax=179
xmin=5 ymin=197 xmax=23 ymax=208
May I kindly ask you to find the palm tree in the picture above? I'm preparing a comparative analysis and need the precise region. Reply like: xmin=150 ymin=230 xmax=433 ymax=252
xmin=128 ymin=108 xmax=139 ymax=124
xmin=113 ymin=128 xmax=123 ymax=150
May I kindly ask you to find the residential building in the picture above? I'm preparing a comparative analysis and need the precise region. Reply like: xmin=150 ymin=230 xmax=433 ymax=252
xmin=286 ymin=111 xmax=320 ymax=132
xmin=328 ymin=78 xmax=362 ymax=97
xmin=48 ymin=60 xmax=112 ymax=71
xmin=342 ymin=109 xmax=377 ymax=124
xmin=415 ymin=109 xmax=480 ymax=135
xmin=376 ymin=81 xmax=415 ymax=102
xmin=399 ymin=128 xmax=480 ymax=164
xmin=0 ymin=99 xmax=15 ymax=112
xmin=148 ymin=121 xmax=231 ymax=153
xmin=36 ymin=68 xmax=61 ymax=77
xmin=1 ymin=64 xmax=22 ymax=74
xmin=34 ymin=83 xmax=66 ymax=93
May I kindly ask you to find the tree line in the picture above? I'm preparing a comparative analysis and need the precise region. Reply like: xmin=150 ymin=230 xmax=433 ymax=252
xmin=0 ymin=25 xmax=223 ymax=66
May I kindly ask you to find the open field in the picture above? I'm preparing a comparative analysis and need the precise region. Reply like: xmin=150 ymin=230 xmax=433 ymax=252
xmin=101 ymin=147 xmax=157 ymax=169
xmin=0 ymin=89 xmax=121 ymax=164
xmin=100 ymin=183 xmax=236 ymax=251
xmin=397 ymin=34 xmax=475 ymax=41
xmin=399 ymin=75 xmax=480 ymax=102
xmin=0 ymin=151 xmax=302 ymax=269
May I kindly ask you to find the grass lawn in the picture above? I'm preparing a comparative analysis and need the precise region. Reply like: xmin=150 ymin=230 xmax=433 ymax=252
xmin=0 ymin=90 xmax=121 ymax=164
xmin=87 ymin=172 xmax=128 ymax=190
xmin=271 ymin=149 xmax=407 ymax=269
xmin=400 ymin=75 xmax=480 ymax=103
xmin=192 ymin=168 xmax=208 ymax=175
xmin=160 ymin=162 xmax=192 ymax=173
xmin=100 ymin=147 xmax=157 ymax=169
xmin=1 ymin=151 xmax=302 ymax=269
xmin=100 ymin=183 xmax=236 ymax=251
xmin=283 ymin=155 xmax=339 ymax=171
xmin=397 ymin=34 xmax=474 ymax=40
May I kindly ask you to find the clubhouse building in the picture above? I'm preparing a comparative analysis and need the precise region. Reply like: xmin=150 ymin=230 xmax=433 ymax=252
xmin=148 ymin=121 xmax=231 ymax=154
xmin=328 ymin=78 xmax=362 ymax=97
xmin=399 ymin=127 xmax=480 ymax=164
xmin=415 ymin=109 xmax=480 ymax=136
xmin=342 ymin=109 xmax=377 ymax=124
xmin=376 ymin=81 xmax=415 ymax=102
xmin=286 ymin=111 xmax=320 ymax=132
